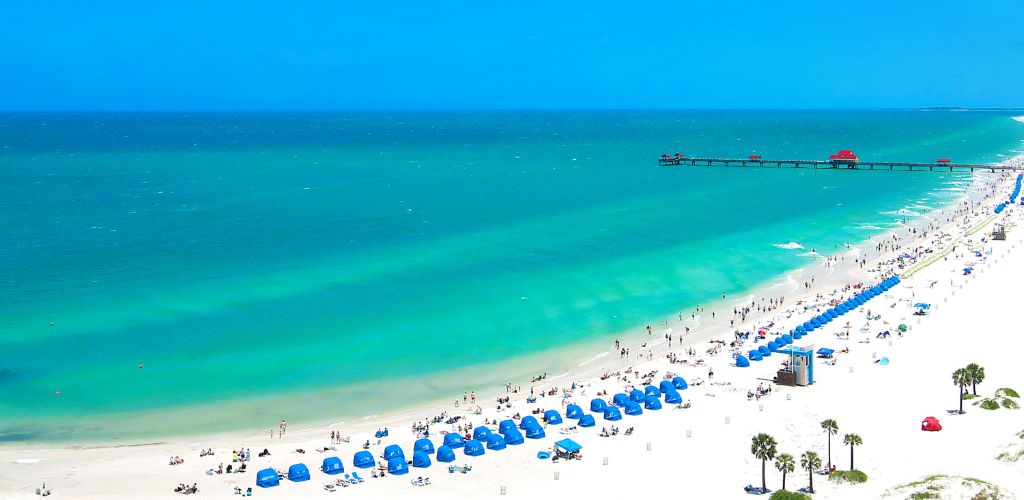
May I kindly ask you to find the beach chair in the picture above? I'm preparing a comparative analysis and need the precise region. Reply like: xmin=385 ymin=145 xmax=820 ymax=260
xmin=448 ymin=465 xmax=457 ymax=473
xmin=351 ymin=471 xmax=365 ymax=483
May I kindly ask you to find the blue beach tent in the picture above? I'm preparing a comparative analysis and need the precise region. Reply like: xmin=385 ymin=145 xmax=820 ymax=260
xmin=590 ymin=398 xmax=608 ymax=412
xmin=519 ymin=416 xmax=539 ymax=430
xmin=503 ymin=428 xmax=525 ymax=445
xmin=603 ymin=406 xmax=623 ymax=421
xmin=443 ymin=433 xmax=465 ymax=449
xmin=578 ymin=414 xmax=596 ymax=427
xmin=816 ymin=348 xmax=835 ymax=358
xmin=663 ymin=389 xmax=682 ymax=405
xmin=644 ymin=395 xmax=663 ymax=409
xmin=736 ymin=355 xmax=750 ymax=368
xmin=387 ymin=456 xmax=409 ymax=475
xmin=672 ymin=377 xmax=688 ymax=390
xmin=436 ymin=445 xmax=456 ymax=463
xmin=498 ymin=419 xmax=517 ymax=434
xmin=803 ymin=321 xmax=815 ymax=332
xmin=412 ymin=450 xmax=431 ymax=468
xmin=463 ymin=439 xmax=485 ymax=456
xmin=321 ymin=457 xmax=344 ymax=475
xmin=792 ymin=330 xmax=803 ymax=340
xmin=629 ymin=389 xmax=645 ymax=402
xmin=486 ymin=433 xmax=507 ymax=450
xmin=524 ymin=424 xmax=546 ymax=439
xmin=795 ymin=325 xmax=807 ymax=334
xmin=353 ymin=450 xmax=375 ymax=469
xmin=748 ymin=349 xmax=762 ymax=361
xmin=414 ymin=438 xmax=435 ymax=454
xmin=612 ymin=393 xmax=630 ymax=406
xmin=782 ymin=334 xmax=793 ymax=344
xmin=758 ymin=345 xmax=772 ymax=357
xmin=659 ymin=380 xmax=675 ymax=393
xmin=383 ymin=444 xmax=405 ymax=460
xmin=544 ymin=409 xmax=563 ymax=425
xmin=256 ymin=468 xmax=280 ymax=488
xmin=473 ymin=427 xmax=492 ymax=441
xmin=644 ymin=385 xmax=660 ymax=397
xmin=288 ymin=463 xmax=310 ymax=482
xmin=767 ymin=341 xmax=780 ymax=351
xmin=566 ymin=404 xmax=584 ymax=419
xmin=623 ymin=401 xmax=643 ymax=416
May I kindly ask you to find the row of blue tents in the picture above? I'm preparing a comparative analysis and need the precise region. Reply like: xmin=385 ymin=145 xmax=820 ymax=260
xmin=997 ymin=173 xmax=1023 ymax=213
xmin=734 ymin=276 xmax=901 ymax=367
xmin=255 ymin=377 xmax=691 ymax=487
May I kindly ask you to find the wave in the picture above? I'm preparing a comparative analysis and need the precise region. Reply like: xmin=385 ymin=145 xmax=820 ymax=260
xmin=773 ymin=242 xmax=804 ymax=250
xmin=1013 ymin=116 xmax=1024 ymax=123
xmin=855 ymin=224 xmax=886 ymax=231
xmin=578 ymin=351 xmax=610 ymax=367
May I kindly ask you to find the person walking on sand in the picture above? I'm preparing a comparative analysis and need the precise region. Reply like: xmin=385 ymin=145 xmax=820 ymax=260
xmin=708 ymin=368 xmax=714 ymax=382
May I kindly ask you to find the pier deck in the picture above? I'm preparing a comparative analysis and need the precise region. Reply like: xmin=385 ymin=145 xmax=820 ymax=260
xmin=658 ymin=157 xmax=1020 ymax=172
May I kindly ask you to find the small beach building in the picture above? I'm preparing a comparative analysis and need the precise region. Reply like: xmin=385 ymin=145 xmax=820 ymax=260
xmin=412 ymin=450 xmax=431 ymax=468
xmin=352 ymin=451 xmax=375 ymax=469
xmin=321 ymin=457 xmax=344 ymax=475
xmin=387 ymin=457 xmax=409 ymax=475
xmin=256 ymin=468 xmax=280 ymax=488
xmin=287 ymin=463 xmax=310 ymax=482
xmin=436 ymin=445 xmax=457 ymax=463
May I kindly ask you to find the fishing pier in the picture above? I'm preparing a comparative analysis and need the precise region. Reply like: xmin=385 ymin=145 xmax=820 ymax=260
xmin=658 ymin=150 xmax=1021 ymax=173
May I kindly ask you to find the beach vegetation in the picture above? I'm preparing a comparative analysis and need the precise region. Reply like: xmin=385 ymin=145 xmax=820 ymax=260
xmin=769 ymin=491 xmax=810 ymax=500
xmin=889 ymin=475 xmax=1008 ymax=500
xmin=978 ymin=399 xmax=1000 ymax=410
xmin=774 ymin=453 xmax=795 ymax=491
xmin=995 ymin=387 xmax=1019 ymax=398
xmin=752 ymin=433 xmax=778 ymax=494
xmin=961 ymin=393 xmax=977 ymax=400
xmin=1002 ymin=398 xmax=1019 ymax=409
xmin=800 ymin=450 xmax=821 ymax=494
xmin=820 ymin=418 xmax=839 ymax=469
xmin=828 ymin=469 xmax=867 ymax=484
xmin=953 ymin=368 xmax=970 ymax=414
xmin=965 ymin=363 xmax=985 ymax=396
xmin=843 ymin=433 xmax=862 ymax=471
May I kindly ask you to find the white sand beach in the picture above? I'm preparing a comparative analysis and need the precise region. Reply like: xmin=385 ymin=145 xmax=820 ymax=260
xmin=4 ymin=164 xmax=1024 ymax=499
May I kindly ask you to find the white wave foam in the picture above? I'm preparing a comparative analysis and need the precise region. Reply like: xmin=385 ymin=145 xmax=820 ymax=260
xmin=578 ymin=351 xmax=609 ymax=367
xmin=1013 ymin=116 xmax=1024 ymax=123
xmin=773 ymin=242 xmax=804 ymax=250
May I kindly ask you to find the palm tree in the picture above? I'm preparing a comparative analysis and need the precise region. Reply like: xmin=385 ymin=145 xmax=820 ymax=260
xmin=820 ymin=419 xmax=839 ymax=468
xmin=751 ymin=433 xmax=778 ymax=493
xmin=801 ymin=450 xmax=822 ymax=494
xmin=953 ymin=368 xmax=970 ymax=414
xmin=775 ymin=453 xmax=795 ymax=491
xmin=966 ymin=363 xmax=985 ymax=396
xmin=843 ymin=433 xmax=862 ymax=471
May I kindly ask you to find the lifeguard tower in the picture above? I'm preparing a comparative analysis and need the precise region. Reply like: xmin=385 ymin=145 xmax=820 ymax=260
xmin=775 ymin=345 xmax=814 ymax=386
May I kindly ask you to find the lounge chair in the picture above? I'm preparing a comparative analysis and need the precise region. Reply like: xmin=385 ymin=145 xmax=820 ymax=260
xmin=351 ymin=471 xmax=365 ymax=482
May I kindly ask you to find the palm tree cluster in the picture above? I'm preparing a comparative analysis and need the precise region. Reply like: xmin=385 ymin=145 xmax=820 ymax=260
xmin=952 ymin=363 xmax=986 ymax=413
xmin=751 ymin=421 xmax=863 ymax=494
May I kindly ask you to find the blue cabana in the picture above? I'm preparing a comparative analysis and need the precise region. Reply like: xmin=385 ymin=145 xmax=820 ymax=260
xmin=554 ymin=438 xmax=582 ymax=453
xmin=623 ymin=401 xmax=643 ymax=416
xmin=288 ymin=463 xmax=310 ymax=482
xmin=388 ymin=457 xmax=409 ymax=475
xmin=353 ymin=450 xmax=375 ymax=469
xmin=603 ymin=407 xmax=622 ymax=421
xmin=748 ymin=349 xmax=763 ymax=361
xmin=321 ymin=457 xmax=344 ymax=475
xmin=629 ymin=389 xmax=645 ymax=402
xmin=774 ymin=336 xmax=786 ymax=346
xmin=795 ymin=325 xmax=807 ymax=334
xmin=672 ymin=377 xmax=688 ymax=390
xmin=544 ymin=409 xmax=563 ymax=425
xmin=383 ymin=444 xmax=405 ymax=460
xmin=644 ymin=395 xmax=663 ymax=409
xmin=578 ymin=414 xmax=596 ymax=427
xmin=473 ymin=427 xmax=492 ymax=441
xmin=412 ymin=450 xmax=431 ymax=468
xmin=782 ymin=334 xmax=793 ymax=344
xmin=735 ymin=355 xmax=750 ymax=367
xmin=443 ymin=433 xmax=465 ymax=449
xmin=256 ymin=468 xmax=280 ymax=488
xmin=663 ymin=389 xmax=682 ymax=405
xmin=758 ymin=345 xmax=772 ymax=357
xmin=502 ymin=428 xmax=525 ymax=445
xmin=463 ymin=439 xmax=485 ymax=456
xmin=644 ymin=385 xmax=660 ymax=397
xmin=612 ymin=393 xmax=630 ymax=406
xmin=767 ymin=341 xmax=780 ymax=351
xmin=524 ymin=424 xmax=545 ymax=439
xmin=436 ymin=445 xmax=456 ymax=463
xmin=414 ymin=438 xmax=435 ymax=454
xmin=792 ymin=331 xmax=803 ymax=340
xmin=565 ymin=404 xmax=584 ymax=419
xmin=659 ymin=380 xmax=675 ymax=393
xmin=590 ymin=398 xmax=608 ymax=412
xmin=519 ymin=416 xmax=539 ymax=430
xmin=486 ymin=433 xmax=506 ymax=450
xmin=498 ymin=419 xmax=517 ymax=434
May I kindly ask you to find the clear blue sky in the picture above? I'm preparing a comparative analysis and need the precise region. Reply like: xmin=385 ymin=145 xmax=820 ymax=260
xmin=2 ymin=1 xmax=1022 ymax=110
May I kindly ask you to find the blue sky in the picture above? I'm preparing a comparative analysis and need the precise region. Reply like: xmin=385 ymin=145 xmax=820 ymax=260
xmin=1 ymin=1 xmax=1022 ymax=110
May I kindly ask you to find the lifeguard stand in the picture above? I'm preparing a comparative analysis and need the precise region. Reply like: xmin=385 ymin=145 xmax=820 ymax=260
xmin=776 ymin=345 xmax=814 ymax=386
xmin=993 ymin=224 xmax=1006 ymax=241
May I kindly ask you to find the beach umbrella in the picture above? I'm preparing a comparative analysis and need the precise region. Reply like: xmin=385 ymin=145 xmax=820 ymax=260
xmin=518 ymin=416 xmax=539 ymax=430
xmin=644 ymin=385 xmax=660 ymax=398
xmin=443 ymin=433 xmax=465 ymax=449
xmin=578 ymin=414 xmax=597 ymax=427
xmin=463 ymin=439 xmax=485 ymax=456
xmin=658 ymin=380 xmax=675 ymax=393
xmin=758 ymin=345 xmax=772 ymax=357
xmin=321 ymin=457 xmax=344 ymax=475
xmin=502 ymin=429 xmax=525 ymax=445
xmin=544 ymin=409 xmax=563 ymax=425
xmin=486 ymin=434 xmax=506 ymax=451
xmin=472 ymin=426 xmax=492 ymax=441
xmin=436 ymin=445 xmax=456 ymax=462
xmin=629 ymin=389 xmax=645 ymax=402
xmin=387 ymin=457 xmax=409 ymax=475
xmin=672 ymin=376 xmax=688 ymax=390
xmin=413 ymin=438 xmax=434 ymax=455
xmin=663 ymin=389 xmax=683 ymax=405
xmin=498 ymin=419 xmax=517 ymax=434
xmin=644 ymin=395 xmax=663 ymax=409
xmin=590 ymin=398 xmax=608 ymax=413
xmin=603 ymin=407 xmax=623 ymax=421
xmin=735 ymin=355 xmax=750 ymax=368
xmin=412 ymin=450 xmax=432 ymax=468
xmin=383 ymin=444 xmax=405 ymax=461
xmin=565 ymin=404 xmax=584 ymax=419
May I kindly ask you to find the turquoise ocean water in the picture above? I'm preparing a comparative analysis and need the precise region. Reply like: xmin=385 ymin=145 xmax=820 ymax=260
xmin=1 ymin=111 xmax=1022 ymax=443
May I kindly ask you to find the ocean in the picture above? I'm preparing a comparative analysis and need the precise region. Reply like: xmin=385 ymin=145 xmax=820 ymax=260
xmin=1 ymin=110 xmax=1021 ymax=443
